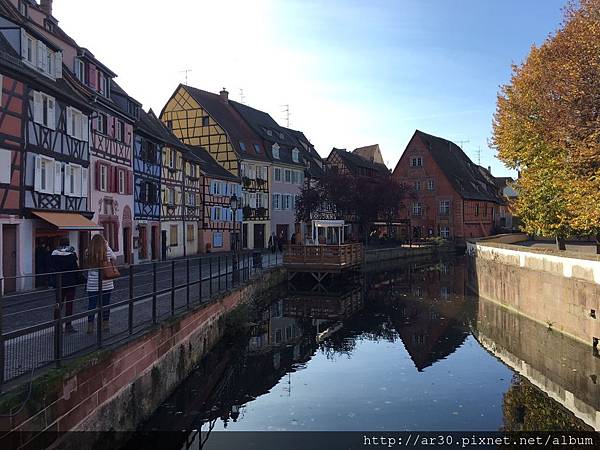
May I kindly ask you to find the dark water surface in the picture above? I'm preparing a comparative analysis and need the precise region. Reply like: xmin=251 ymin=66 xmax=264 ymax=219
xmin=129 ymin=256 xmax=598 ymax=447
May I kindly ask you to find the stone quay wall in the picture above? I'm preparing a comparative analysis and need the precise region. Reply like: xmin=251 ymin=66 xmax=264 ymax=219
xmin=467 ymin=236 xmax=600 ymax=347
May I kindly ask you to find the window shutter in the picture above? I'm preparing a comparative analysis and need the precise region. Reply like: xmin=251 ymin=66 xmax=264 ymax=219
xmin=66 ymin=107 xmax=73 ymax=136
xmin=36 ymin=40 xmax=44 ymax=69
xmin=47 ymin=97 xmax=55 ymax=130
xmin=82 ymin=115 xmax=89 ymax=141
xmin=54 ymin=52 xmax=62 ymax=79
xmin=81 ymin=167 xmax=88 ymax=197
xmin=34 ymin=155 xmax=42 ymax=191
xmin=109 ymin=116 xmax=115 ymax=138
xmin=54 ymin=160 xmax=62 ymax=194
xmin=127 ymin=170 xmax=134 ymax=195
xmin=33 ymin=91 xmax=42 ymax=124
xmin=94 ymin=161 xmax=100 ymax=190
xmin=64 ymin=163 xmax=72 ymax=195
xmin=20 ymin=29 xmax=27 ymax=59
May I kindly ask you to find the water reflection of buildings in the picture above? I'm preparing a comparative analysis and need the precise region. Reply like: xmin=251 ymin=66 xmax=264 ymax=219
xmin=475 ymin=297 xmax=600 ymax=431
xmin=368 ymin=259 xmax=472 ymax=371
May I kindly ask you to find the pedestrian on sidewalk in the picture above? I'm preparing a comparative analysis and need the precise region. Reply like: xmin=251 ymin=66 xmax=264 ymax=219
xmin=85 ymin=235 xmax=117 ymax=334
xmin=49 ymin=239 xmax=81 ymax=333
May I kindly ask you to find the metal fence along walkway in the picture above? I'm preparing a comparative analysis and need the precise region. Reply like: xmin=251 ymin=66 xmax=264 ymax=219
xmin=0 ymin=251 xmax=282 ymax=389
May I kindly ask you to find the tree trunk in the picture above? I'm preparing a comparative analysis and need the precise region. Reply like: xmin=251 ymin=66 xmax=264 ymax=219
xmin=556 ymin=235 xmax=566 ymax=251
xmin=596 ymin=233 xmax=600 ymax=255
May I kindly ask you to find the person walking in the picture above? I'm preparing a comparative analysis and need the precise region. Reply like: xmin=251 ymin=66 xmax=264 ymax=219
xmin=85 ymin=234 xmax=117 ymax=333
xmin=49 ymin=239 xmax=81 ymax=333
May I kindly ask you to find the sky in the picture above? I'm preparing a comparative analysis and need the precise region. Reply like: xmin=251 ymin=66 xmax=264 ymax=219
xmin=53 ymin=0 xmax=567 ymax=177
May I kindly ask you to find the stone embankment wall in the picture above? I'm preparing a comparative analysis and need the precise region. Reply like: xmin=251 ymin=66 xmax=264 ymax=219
xmin=476 ymin=297 xmax=600 ymax=430
xmin=467 ymin=235 xmax=600 ymax=347
xmin=0 ymin=269 xmax=285 ymax=450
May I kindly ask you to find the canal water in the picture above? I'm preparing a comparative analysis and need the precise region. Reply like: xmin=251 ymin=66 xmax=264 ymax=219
xmin=128 ymin=255 xmax=598 ymax=448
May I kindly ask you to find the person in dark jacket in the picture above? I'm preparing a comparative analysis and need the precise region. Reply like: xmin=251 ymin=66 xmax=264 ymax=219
xmin=49 ymin=239 xmax=82 ymax=333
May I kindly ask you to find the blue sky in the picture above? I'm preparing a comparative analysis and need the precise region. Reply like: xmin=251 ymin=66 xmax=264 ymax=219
xmin=54 ymin=0 xmax=566 ymax=177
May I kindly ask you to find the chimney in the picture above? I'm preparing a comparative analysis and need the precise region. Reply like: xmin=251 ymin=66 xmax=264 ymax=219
xmin=488 ymin=166 xmax=491 ymax=174
xmin=219 ymin=87 xmax=229 ymax=102
xmin=40 ymin=0 xmax=53 ymax=16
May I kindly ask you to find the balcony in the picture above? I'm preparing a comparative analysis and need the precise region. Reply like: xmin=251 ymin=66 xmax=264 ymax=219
xmin=242 ymin=177 xmax=268 ymax=192
xmin=243 ymin=206 xmax=269 ymax=220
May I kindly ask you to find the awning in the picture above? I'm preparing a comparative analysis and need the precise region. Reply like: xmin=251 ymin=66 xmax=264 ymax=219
xmin=32 ymin=211 xmax=104 ymax=231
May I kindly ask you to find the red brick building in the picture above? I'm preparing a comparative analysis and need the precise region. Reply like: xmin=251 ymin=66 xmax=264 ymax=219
xmin=392 ymin=130 xmax=503 ymax=241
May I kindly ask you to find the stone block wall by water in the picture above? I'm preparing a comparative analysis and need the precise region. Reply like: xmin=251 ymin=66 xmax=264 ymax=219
xmin=467 ymin=240 xmax=600 ymax=347
xmin=0 ymin=269 xmax=285 ymax=450
xmin=475 ymin=297 xmax=600 ymax=430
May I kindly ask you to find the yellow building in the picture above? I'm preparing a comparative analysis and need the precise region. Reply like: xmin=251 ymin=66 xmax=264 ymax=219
xmin=161 ymin=85 xmax=271 ymax=249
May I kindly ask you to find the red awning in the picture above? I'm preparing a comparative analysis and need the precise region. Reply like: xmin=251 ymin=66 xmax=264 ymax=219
xmin=32 ymin=212 xmax=103 ymax=231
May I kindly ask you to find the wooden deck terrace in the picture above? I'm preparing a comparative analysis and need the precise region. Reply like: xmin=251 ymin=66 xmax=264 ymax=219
xmin=283 ymin=243 xmax=363 ymax=272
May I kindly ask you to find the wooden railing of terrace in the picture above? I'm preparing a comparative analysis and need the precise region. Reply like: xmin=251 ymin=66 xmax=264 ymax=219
xmin=283 ymin=244 xmax=363 ymax=271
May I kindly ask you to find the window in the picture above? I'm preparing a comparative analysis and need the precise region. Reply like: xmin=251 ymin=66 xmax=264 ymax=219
xmin=99 ymin=164 xmax=108 ymax=191
xmin=410 ymin=156 xmax=423 ymax=167
xmin=170 ymin=225 xmax=178 ymax=246
xmin=24 ymin=33 xmax=35 ymax=66
xmin=292 ymin=148 xmax=299 ymax=163
xmin=34 ymin=155 xmax=58 ymax=194
xmin=483 ymin=205 xmax=487 ymax=217
xmin=439 ymin=200 xmax=450 ymax=215
xmin=266 ymin=129 xmax=273 ymax=136
xmin=33 ymin=91 xmax=55 ymax=129
xmin=202 ymin=116 xmax=209 ymax=126
xmin=440 ymin=227 xmax=450 ymax=238
xmin=272 ymin=145 xmax=280 ymax=159
xmin=282 ymin=194 xmax=291 ymax=210
xmin=97 ymin=113 xmax=107 ymax=134
xmin=166 ymin=120 xmax=173 ymax=130
xmin=272 ymin=193 xmax=281 ymax=210
xmin=427 ymin=179 xmax=434 ymax=191
xmin=186 ymin=191 xmax=196 ymax=206
xmin=168 ymin=188 xmax=175 ymax=205
xmin=66 ymin=107 xmax=88 ymax=141
xmin=475 ymin=204 xmax=480 ymax=216
xmin=189 ymin=163 xmax=196 ymax=178
xmin=292 ymin=171 xmax=300 ymax=185
xmin=142 ymin=141 xmax=155 ymax=162
xmin=256 ymin=192 xmax=267 ymax=208
xmin=284 ymin=169 xmax=292 ymax=183
xmin=118 ymin=169 xmax=125 ymax=194
xmin=116 ymin=120 xmax=124 ymax=142
xmin=168 ymin=149 xmax=176 ymax=169
xmin=274 ymin=167 xmax=281 ymax=182
xmin=414 ymin=180 xmax=421 ymax=191
xmin=187 ymin=224 xmax=195 ymax=242
xmin=19 ymin=1 xmax=27 ymax=16
xmin=213 ymin=232 xmax=223 ymax=248
xmin=64 ymin=163 xmax=83 ymax=197
xmin=412 ymin=202 xmax=423 ymax=216
xmin=239 ymin=142 xmax=246 ymax=152
xmin=74 ymin=58 xmax=85 ymax=82
xmin=253 ymin=143 xmax=261 ymax=153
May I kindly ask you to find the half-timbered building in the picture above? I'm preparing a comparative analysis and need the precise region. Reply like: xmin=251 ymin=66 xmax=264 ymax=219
xmin=182 ymin=150 xmax=202 ymax=256
xmin=188 ymin=146 xmax=241 ymax=253
xmin=0 ymin=7 xmax=102 ymax=292
xmin=161 ymin=85 xmax=270 ymax=249
xmin=7 ymin=0 xmax=140 ymax=265
xmin=160 ymin=130 xmax=187 ymax=259
xmin=132 ymin=109 xmax=163 ymax=263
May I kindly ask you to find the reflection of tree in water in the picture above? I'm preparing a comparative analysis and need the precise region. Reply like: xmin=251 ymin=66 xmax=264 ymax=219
xmin=502 ymin=374 xmax=590 ymax=432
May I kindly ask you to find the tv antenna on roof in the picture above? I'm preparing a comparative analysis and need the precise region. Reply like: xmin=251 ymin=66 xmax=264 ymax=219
xmin=239 ymin=89 xmax=245 ymax=104
xmin=476 ymin=146 xmax=482 ymax=165
xmin=180 ymin=69 xmax=192 ymax=85
xmin=456 ymin=139 xmax=470 ymax=149
xmin=281 ymin=104 xmax=290 ymax=128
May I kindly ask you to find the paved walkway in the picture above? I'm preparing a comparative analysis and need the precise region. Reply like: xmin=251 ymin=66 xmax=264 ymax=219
xmin=1 ymin=252 xmax=282 ymax=384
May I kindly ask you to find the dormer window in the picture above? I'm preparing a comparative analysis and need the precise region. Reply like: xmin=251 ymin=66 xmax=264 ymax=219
xmin=20 ymin=31 xmax=61 ymax=79
xmin=44 ymin=19 xmax=54 ymax=32
xmin=74 ymin=58 xmax=85 ymax=82
xmin=253 ymin=144 xmax=261 ymax=153
xmin=202 ymin=116 xmax=209 ymax=126
xmin=19 ymin=1 xmax=27 ymax=16
xmin=292 ymin=148 xmax=299 ymax=163
xmin=266 ymin=130 xmax=272 ymax=136
xmin=279 ymin=132 xmax=284 ymax=139
xmin=239 ymin=142 xmax=246 ymax=152
xmin=272 ymin=144 xmax=280 ymax=159
xmin=23 ymin=33 xmax=35 ymax=66
xmin=96 ymin=113 xmax=107 ymax=134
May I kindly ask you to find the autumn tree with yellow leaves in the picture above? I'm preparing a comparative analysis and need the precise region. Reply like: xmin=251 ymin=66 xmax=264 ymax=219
xmin=493 ymin=0 xmax=600 ymax=251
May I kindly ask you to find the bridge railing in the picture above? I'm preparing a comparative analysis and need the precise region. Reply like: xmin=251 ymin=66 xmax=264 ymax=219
xmin=283 ymin=243 xmax=363 ymax=268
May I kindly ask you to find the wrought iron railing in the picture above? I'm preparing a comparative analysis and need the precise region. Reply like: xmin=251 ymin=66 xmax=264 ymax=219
xmin=0 ymin=251 xmax=282 ymax=388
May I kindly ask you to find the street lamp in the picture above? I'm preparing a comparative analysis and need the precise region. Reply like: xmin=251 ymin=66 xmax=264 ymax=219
xmin=229 ymin=194 xmax=239 ymax=282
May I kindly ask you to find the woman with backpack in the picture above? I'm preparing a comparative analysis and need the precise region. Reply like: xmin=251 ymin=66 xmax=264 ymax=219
xmin=85 ymin=234 xmax=118 ymax=333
